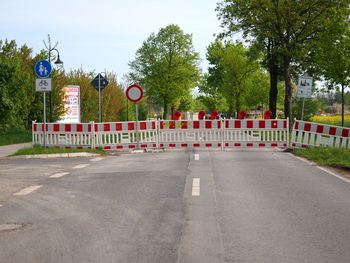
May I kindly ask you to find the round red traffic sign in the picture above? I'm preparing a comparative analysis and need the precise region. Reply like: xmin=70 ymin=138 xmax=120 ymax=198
xmin=126 ymin=84 xmax=143 ymax=103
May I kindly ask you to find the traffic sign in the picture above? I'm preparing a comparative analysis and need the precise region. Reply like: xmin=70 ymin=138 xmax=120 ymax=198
xmin=91 ymin=73 xmax=109 ymax=90
xmin=126 ymin=84 xmax=143 ymax=103
xmin=297 ymin=76 xmax=312 ymax=98
xmin=35 ymin=78 xmax=52 ymax=92
xmin=35 ymin=60 xmax=52 ymax=78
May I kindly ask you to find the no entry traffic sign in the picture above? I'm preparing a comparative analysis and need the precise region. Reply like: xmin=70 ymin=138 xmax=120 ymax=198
xmin=126 ymin=84 xmax=143 ymax=103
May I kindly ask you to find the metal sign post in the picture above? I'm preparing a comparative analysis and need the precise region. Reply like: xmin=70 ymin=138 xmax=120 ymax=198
xmin=91 ymin=73 xmax=109 ymax=123
xmin=126 ymin=84 xmax=144 ymax=150
xmin=98 ymin=74 xmax=101 ymax=123
xmin=35 ymin=60 xmax=52 ymax=148
xmin=297 ymin=76 xmax=313 ymax=121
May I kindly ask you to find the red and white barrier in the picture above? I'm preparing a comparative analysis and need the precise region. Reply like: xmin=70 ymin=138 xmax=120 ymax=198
xmin=291 ymin=121 xmax=350 ymax=148
xmin=33 ymin=119 xmax=290 ymax=151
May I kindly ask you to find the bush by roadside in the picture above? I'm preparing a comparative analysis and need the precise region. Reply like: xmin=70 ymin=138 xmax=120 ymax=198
xmin=293 ymin=146 xmax=350 ymax=169
xmin=0 ymin=129 xmax=32 ymax=146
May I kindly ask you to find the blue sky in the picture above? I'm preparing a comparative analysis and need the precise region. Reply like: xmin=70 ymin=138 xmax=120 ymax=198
xmin=0 ymin=0 xmax=225 ymax=82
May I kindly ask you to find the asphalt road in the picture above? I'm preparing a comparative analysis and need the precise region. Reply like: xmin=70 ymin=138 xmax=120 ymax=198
xmin=0 ymin=150 xmax=349 ymax=263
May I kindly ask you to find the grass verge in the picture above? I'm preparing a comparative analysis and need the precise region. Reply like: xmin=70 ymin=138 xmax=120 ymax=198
xmin=293 ymin=146 xmax=350 ymax=169
xmin=0 ymin=129 xmax=32 ymax=146
xmin=11 ymin=145 xmax=106 ymax=156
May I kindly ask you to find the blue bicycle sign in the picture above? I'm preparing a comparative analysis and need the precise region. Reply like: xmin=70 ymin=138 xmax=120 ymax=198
xmin=35 ymin=60 xmax=52 ymax=78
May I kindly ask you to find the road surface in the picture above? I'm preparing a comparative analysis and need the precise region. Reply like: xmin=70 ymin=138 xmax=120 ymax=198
xmin=0 ymin=150 xmax=349 ymax=262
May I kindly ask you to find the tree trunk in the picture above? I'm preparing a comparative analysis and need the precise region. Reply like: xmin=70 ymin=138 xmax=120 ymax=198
xmin=163 ymin=102 xmax=168 ymax=120
xmin=283 ymin=55 xmax=293 ymax=130
xmin=269 ymin=53 xmax=278 ymax=119
xmin=341 ymin=83 xmax=344 ymax=127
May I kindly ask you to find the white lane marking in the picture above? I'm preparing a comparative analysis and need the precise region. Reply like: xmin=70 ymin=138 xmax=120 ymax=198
xmin=288 ymin=153 xmax=350 ymax=184
xmin=192 ymin=178 xmax=200 ymax=196
xmin=90 ymin=157 xmax=104 ymax=162
xmin=73 ymin=164 xmax=90 ymax=169
xmin=13 ymin=185 xmax=43 ymax=196
xmin=194 ymin=154 xmax=199 ymax=160
xmin=50 ymin=172 xmax=70 ymax=178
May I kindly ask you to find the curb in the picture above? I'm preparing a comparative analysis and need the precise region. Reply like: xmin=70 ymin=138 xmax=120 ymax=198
xmin=3 ymin=152 xmax=101 ymax=160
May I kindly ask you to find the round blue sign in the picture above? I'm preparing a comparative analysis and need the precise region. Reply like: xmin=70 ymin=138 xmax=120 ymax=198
xmin=35 ymin=60 xmax=52 ymax=78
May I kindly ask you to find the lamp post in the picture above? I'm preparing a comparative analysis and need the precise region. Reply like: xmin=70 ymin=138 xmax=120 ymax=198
xmin=43 ymin=36 xmax=63 ymax=122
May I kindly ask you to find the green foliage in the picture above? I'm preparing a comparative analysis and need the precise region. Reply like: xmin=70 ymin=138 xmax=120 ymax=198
xmin=128 ymin=24 xmax=201 ymax=119
xmin=294 ymin=147 xmax=350 ymax=169
xmin=292 ymin=98 xmax=322 ymax=121
xmin=12 ymin=144 xmax=105 ymax=156
xmin=0 ymin=129 xmax=32 ymax=146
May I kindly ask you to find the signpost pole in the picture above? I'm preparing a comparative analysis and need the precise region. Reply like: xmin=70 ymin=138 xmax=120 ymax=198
xmin=43 ymin=91 xmax=47 ymax=148
xmin=301 ymin=97 xmax=305 ymax=121
xmin=98 ymin=74 xmax=101 ymax=123
xmin=136 ymin=103 xmax=139 ymax=150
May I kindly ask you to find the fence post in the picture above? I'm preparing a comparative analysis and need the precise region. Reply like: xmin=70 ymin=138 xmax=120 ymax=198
xmin=91 ymin=121 xmax=95 ymax=149
xmin=287 ymin=117 xmax=290 ymax=147
xmin=157 ymin=119 xmax=161 ymax=150
xmin=32 ymin=121 xmax=36 ymax=145
xmin=221 ymin=119 xmax=225 ymax=151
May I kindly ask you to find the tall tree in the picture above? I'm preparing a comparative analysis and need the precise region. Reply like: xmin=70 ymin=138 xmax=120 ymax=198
xmin=128 ymin=24 xmax=201 ymax=119
xmin=206 ymin=41 xmax=259 ymax=116
xmin=216 ymin=0 xmax=347 ymax=126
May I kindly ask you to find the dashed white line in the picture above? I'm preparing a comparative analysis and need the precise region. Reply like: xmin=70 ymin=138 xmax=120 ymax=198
xmin=50 ymin=172 xmax=70 ymax=178
xmin=192 ymin=178 xmax=200 ymax=196
xmin=194 ymin=154 xmax=199 ymax=160
xmin=73 ymin=164 xmax=90 ymax=169
xmin=13 ymin=185 xmax=43 ymax=196
xmin=90 ymin=157 xmax=104 ymax=162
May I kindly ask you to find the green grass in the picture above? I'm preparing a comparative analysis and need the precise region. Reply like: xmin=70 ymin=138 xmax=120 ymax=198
xmin=0 ymin=129 xmax=32 ymax=146
xmin=294 ymin=146 xmax=350 ymax=169
xmin=11 ymin=145 xmax=106 ymax=156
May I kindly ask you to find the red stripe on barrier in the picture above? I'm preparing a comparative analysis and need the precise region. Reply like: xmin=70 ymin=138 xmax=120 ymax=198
xmin=283 ymin=120 xmax=287 ymax=129
xmin=304 ymin=123 xmax=311 ymax=131
xmin=128 ymin=123 xmax=135 ymax=130
xmin=234 ymin=120 xmax=241 ymax=128
xmin=342 ymin=129 xmax=349 ymax=137
xmin=234 ymin=143 xmax=241 ymax=147
xmin=181 ymin=144 xmax=188 ymax=147
xmin=194 ymin=144 xmax=200 ymax=147
xmin=272 ymin=120 xmax=278 ymax=129
xmin=153 ymin=144 xmax=157 ymax=147
xmin=77 ymin=146 xmax=83 ymax=149
xmin=247 ymin=143 xmax=253 ymax=147
xmin=117 ymin=145 xmax=123 ymax=149
xmin=160 ymin=121 xmax=164 ymax=129
xmin=152 ymin=122 xmax=156 ymax=130
xmin=329 ymin=127 xmax=336 ymax=135
xmin=316 ymin=125 xmax=324 ymax=134
xmin=169 ymin=144 xmax=176 ymax=147
xmin=205 ymin=121 xmax=212 ymax=129
xmin=76 ymin=124 xmax=82 ymax=132
xmin=247 ymin=120 xmax=253 ymax=129
xmin=271 ymin=143 xmax=278 ymax=147
xmin=301 ymin=145 xmax=308 ymax=148
xmin=94 ymin=124 xmax=98 ymax=132
xmin=193 ymin=121 xmax=200 ymax=129
xmin=181 ymin=121 xmax=188 ymax=129
xmin=128 ymin=145 xmax=136 ymax=148
xmin=160 ymin=144 xmax=164 ymax=147
xmin=169 ymin=121 xmax=175 ymax=129
xmin=259 ymin=120 xmax=265 ymax=129
xmin=88 ymin=124 xmax=92 ymax=132
xmin=292 ymin=143 xmax=296 ymax=147
xmin=218 ymin=143 xmax=221 ymax=147
xmin=205 ymin=143 xmax=212 ymax=147
xmin=217 ymin=121 xmax=221 ymax=128
xmin=141 ymin=144 xmax=147 ymax=148
xmin=225 ymin=143 xmax=229 ymax=147
xmin=104 ymin=146 xmax=111 ymax=149
xmin=225 ymin=120 xmax=229 ymax=128
xmin=33 ymin=124 xmax=37 ymax=132
xmin=140 ymin=122 xmax=146 ymax=130
xmin=65 ymin=146 xmax=71 ymax=149
xmin=283 ymin=143 xmax=287 ymax=147
xmin=259 ymin=143 xmax=265 ymax=147
xmin=295 ymin=121 xmax=299 ymax=130
xmin=54 ymin=124 xmax=60 ymax=132
xmin=104 ymin=123 xmax=110 ymax=131
xmin=116 ymin=123 xmax=122 ymax=131
xmin=65 ymin=124 xmax=71 ymax=132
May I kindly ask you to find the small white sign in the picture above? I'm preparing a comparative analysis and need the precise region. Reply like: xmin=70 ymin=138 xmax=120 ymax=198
xmin=297 ymin=76 xmax=312 ymax=98
xmin=35 ymin=78 xmax=52 ymax=92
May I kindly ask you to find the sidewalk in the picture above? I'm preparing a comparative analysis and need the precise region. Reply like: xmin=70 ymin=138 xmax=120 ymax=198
xmin=0 ymin=143 xmax=32 ymax=158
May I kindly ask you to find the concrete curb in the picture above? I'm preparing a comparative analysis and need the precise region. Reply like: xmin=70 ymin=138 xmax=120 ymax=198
xmin=3 ymin=152 xmax=101 ymax=160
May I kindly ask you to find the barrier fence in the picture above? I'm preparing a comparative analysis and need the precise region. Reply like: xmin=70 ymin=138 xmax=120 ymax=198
xmin=32 ymin=119 xmax=290 ymax=151
xmin=291 ymin=120 xmax=350 ymax=149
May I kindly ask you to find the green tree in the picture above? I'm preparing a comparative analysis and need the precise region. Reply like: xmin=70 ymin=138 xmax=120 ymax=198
xmin=216 ymin=0 xmax=347 ymax=126
xmin=206 ymin=41 xmax=259 ymax=116
xmin=128 ymin=24 xmax=201 ymax=119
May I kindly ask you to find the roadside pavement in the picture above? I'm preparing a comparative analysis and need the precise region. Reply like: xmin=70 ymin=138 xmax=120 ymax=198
xmin=0 ymin=142 xmax=32 ymax=158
